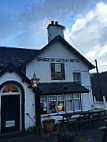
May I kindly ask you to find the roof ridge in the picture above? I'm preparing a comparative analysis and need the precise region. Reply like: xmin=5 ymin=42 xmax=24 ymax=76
xmin=0 ymin=46 xmax=40 ymax=51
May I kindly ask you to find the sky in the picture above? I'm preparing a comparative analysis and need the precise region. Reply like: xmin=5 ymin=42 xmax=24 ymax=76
xmin=0 ymin=0 xmax=107 ymax=73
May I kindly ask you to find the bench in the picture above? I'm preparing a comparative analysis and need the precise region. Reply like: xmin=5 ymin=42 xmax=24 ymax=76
xmin=98 ymin=126 xmax=106 ymax=132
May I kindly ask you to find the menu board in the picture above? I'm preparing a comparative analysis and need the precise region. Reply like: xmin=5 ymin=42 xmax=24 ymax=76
xmin=51 ymin=63 xmax=65 ymax=80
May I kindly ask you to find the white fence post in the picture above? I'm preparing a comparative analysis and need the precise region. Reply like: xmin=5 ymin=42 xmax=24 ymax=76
xmin=103 ymin=96 xmax=107 ymax=109
xmin=94 ymin=96 xmax=96 ymax=103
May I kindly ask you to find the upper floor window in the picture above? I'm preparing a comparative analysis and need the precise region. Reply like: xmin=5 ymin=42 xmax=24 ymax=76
xmin=73 ymin=72 xmax=81 ymax=84
xmin=51 ymin=63 xmax=65 ymax=80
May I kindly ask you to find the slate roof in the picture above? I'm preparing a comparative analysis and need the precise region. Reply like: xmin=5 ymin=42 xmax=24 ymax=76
xmin=0 ymin=36 xmax=95 ymax=69
xmin=0 ymin=46 xmax=39 ymax=68
xmin=0 ymin=64 xmax=31 ymax=84
xmin=38 ymin=82 xmax=89 ymax=95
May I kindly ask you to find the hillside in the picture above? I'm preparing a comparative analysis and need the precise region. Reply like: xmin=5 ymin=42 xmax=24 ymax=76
xmin=91 ymin=71 xmax=107 ymax=101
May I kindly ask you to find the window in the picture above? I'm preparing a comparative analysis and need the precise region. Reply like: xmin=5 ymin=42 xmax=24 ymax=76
xmin=73 ymin=94 xmax=81 ymax=111
xmin=2 ymin=85 xmax=19 ymax=93
xmin=40 ymin=95 xmax=65 ymax=115
xmin=51 ymin=63 xmax=65 ymax=80
xmin=73 ymin=72 xmax=81 ymax=84
xmin=58 ymin=95 xmax=65 ymax=113
xmin=66 ymin=94 xmax=81 ymax=112
xmin=40 ymin=96 xmax=47 ymax=114
xmin=40 ymin=94 xmax=81 ymax=115
xmin=66 ymin=94 xmax=73 ymax=112
xmin=49 ymin=96 xmax=56 ymax=113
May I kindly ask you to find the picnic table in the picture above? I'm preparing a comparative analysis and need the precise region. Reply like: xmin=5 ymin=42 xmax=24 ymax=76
xmin=59 ymin=109 xmax=107 ymax=130
xmin=60 ymin=109 xmax=107 ymax=120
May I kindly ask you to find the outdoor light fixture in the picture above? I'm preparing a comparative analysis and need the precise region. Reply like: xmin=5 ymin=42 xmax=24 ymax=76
xmin=31 ymin=73 xmax=40 ymax=87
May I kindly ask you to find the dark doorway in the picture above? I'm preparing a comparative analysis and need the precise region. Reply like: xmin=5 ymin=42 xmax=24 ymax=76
xmin=1 ymin=95 xmax=20 ymax=133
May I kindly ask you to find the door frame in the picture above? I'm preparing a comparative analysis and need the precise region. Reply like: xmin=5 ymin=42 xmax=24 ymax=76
xmin=0 ymin=81 xmax=25 ymax=133
xmin=1 ymin=95 xmax=20 ymax=133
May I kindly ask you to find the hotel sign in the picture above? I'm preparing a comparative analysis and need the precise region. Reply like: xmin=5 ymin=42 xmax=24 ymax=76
xmin=37 ymin=57 xmax=80 ymax=63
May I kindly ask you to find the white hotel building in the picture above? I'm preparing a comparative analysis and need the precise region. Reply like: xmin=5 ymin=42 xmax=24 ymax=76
xmin=0 ymin=21 xmax=94 ymax=134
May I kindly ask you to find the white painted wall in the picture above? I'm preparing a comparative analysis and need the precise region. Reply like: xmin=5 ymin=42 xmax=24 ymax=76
xmin=26 ymin=40 xmax=93 ymax=112
xmin=0 ymin=39 xmax=94 ymax=130
xmin=0 ymin=72 xmax=35 ymax=130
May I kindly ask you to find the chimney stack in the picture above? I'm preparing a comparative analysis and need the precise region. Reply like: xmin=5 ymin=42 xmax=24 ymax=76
xmin=47 ymin=21 xmax=65 ymax=43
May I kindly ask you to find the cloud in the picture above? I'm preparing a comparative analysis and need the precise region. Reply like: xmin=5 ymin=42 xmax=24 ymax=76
xmin=65 ymin=2 xmax=107 ymax=72
xmin=0 ymin=7 xmax=49 ymax=48
xmin=0 ymin=0 xmax=107 ymax=73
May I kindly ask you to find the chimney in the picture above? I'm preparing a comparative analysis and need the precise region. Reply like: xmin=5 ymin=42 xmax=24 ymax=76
xmin=47 ymin=21 xmax=65 ymax=42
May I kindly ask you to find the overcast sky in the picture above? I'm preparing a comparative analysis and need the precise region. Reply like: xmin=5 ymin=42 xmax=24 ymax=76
xmin=0 ymin=0 xmax=107 ymax=72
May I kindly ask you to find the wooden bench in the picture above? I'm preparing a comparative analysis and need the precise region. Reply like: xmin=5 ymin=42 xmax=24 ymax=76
xmin=98 ymin=126 xmax=106 ymax=132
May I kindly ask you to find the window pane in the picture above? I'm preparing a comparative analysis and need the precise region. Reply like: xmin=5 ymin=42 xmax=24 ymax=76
xmin=66 ymin=100 xmax=73 ymax=112
xmin=74 ymin=100 xmax=80 ymax=110
xmin=55 ymin=64 xmax=61 ymax=72
xmin=40 ymin=96 xmax=47 ymax=114
xmin=73 ymin=94 xmax=80 ymax=98
xmin=73 ymin=72 xmax=81 ymax=84
xmin=2 ymin=85 xmax=18 ymax=93
xmin=58 ymin=101 xmax=64 ymax=112
xmin=49 ymin=96 xmax=56 ymax=113
xmin=65 ymin=94 xmax=72 ymax=99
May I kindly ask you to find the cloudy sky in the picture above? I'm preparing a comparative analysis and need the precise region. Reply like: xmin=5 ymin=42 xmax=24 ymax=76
xmin=0 ymin=0 xmax=107 ymax=72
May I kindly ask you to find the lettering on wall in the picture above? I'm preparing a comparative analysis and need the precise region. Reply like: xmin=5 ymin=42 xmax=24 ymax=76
xmin=37 ymin=57 xmax=80 ymax=63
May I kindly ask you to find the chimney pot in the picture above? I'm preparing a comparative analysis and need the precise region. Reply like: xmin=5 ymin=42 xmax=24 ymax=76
xmin=47 ymin=21 xmax=65 ymax=42
xmin=55 ymin=21 xmax=58 ymax=25
xmin=51 ymin=21 xmax=54 ymax=25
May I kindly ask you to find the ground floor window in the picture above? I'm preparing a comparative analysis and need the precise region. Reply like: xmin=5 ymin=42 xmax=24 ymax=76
xmin=40 ymin=93 xmax=81 ymax=115
xmin=49 ymin=96 xmax=56 ymax=113
xmin=40 ymin=96 xmax=47 ymax=114
xmin=58 ymin=95 xmax=65 ymax=113
xmin=66 ymin=94 xmax=81 ymax=112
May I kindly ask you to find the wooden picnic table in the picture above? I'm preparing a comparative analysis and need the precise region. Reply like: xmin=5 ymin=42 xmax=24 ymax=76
xmin=60 ymin=109 xmax=107 ymax=121
xmin=59 ymin=109 xmax=107 ymax=130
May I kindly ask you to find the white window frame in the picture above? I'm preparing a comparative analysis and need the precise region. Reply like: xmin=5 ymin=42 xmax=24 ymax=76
xmin=40 ymin=93 xmax=82 ymax=116
xmin=73 ymin=93 xmax=81 ymax=112
xmin=65 ymin=94 xmax=81 ymax=113
xmin=73 ymin=71 xmax=81 ymax=84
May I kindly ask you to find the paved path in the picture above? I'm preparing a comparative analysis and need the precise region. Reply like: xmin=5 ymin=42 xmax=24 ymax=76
xmin=0 ymin=129 xmax=104 ymax=142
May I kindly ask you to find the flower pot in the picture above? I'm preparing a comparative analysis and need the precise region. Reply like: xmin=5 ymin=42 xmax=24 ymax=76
xmin=43 ymin=119 xmax=55 ymax=132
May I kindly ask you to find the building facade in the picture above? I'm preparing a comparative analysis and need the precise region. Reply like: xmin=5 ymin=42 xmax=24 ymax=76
xmin=0 ymin=21 xmax=94 ymax=134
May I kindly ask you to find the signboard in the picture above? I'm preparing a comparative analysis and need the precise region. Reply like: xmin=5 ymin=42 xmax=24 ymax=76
xmin=37 ymin=57 xmax=80 ymax=63
xmin=51 ymin=63 xmax=65 ymax=80
xmin=5 ymin=120 xmax=15 ymax=127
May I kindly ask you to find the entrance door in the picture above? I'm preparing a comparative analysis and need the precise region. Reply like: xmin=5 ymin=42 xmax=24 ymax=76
xmin=1 ymin=95 xmax=20 ymax=133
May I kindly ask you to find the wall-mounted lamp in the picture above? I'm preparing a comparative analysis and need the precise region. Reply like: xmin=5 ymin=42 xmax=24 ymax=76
xmin=31 ymin=73 xmax=40 ymax=88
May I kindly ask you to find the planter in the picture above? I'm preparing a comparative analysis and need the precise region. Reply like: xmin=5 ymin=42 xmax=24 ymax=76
xmin=43 ymin=119 xmax=55 ymax=132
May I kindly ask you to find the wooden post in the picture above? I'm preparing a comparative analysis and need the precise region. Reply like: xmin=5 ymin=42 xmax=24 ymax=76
xmin=34 ymin=87 xmax=41 ymax=134
xmin=95 ymin=60 xmax=102 ymax=100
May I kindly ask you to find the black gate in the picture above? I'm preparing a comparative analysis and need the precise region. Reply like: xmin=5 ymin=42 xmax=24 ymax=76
xmin=1 ymin=95 xmax=20 ymax=133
